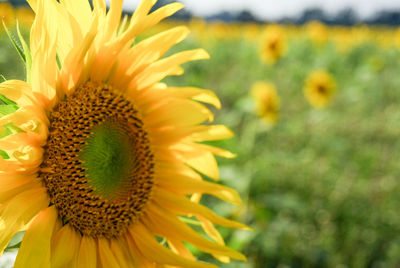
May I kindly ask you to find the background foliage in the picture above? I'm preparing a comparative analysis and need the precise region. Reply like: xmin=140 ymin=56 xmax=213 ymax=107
xmin=1 ymin=3 xmax=400 ymax=267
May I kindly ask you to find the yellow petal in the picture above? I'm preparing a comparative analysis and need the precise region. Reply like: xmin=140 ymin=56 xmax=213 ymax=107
xmin=0 ymin=109 xmax=49 ymax=140
xmin=167 ymin=239 xmax=195 ymax=260
xmin=177 ymin=149 xmax=219 ymax=180
xmin=51 ymin=224 xmax=81 ymax=268
xmin=157 ymin=172 xmax=242 ymax=205
xmin=112 ymin=26 xmax=190 ymax=89
xmin=143 ymin=204 xmax=246 ymax=261
xmin=0 ymin=132 xmax=45 ymax=150
xmin=123 ymin=232 xmax=156 ymax=267
xmin=0 ymin=80 xmax=44 ymax=109
xmin=110 ymin=238 xmax=135 ymax=268
xmin=190 ymin=125 xmax=234 ymax=142
xmin=129 ymin=223 xmax=218 ymax=268
xmin=132 ymin=49 xmax=209 ymax=91
xmin=154 ymin=188 xmax=250 ymax=230
xmin=144 ymin=99 xmax=213 ymax=128
xmin=198 ymin=216 xmax=230 ymax=263
xmin=0 ymin=175 xmax=39 ymax=204
xmin=30 ymin=0 xmax=58 ymax=110
xmin=195 ymin=143 xmax=237 ymax=159
xmin=60 ymin=0 xmax=92 ymax=36
xmin=14 ymin=206 xmax=58 ymax=268
xmin=97 ymin=238 xmax=120 ymax=268
xmin=119 ymin=1 xmax=182 ymax=45
xmin=92 ymin=0 xmax=106 ymax=14
xmin=0 ymin=186 xmax=49 ymax=254
xmin=167 ymin=87 xmax=221 ymax=109
xmin=103 ymin=0 xmax=123 ymax=39
xmin=77 ymin=236 xmax=97 ymax=268
xmin=60 ymin=15 xmax=98 ymax=93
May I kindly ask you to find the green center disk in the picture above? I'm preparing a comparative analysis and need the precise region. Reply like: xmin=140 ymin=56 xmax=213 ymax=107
xmin=80 ymin=120 xmax=135 ymax=199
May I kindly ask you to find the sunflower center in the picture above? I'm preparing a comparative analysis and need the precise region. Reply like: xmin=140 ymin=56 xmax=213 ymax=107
xmin=39 ymin=82 xmax=154 ymax=238
xmin=317 ymin=84 xmax=327 ymax=94
xmin=80 ymin=120 xmax=135 ymax=199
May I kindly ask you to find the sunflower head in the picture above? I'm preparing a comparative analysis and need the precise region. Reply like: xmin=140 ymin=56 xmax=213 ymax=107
xmin=0 ymin=0 xmax=249 ymax=266
xmin=0 ymin=2 xmax=15 ymax=28
xmin=251 ymin=81 xmax=280 ymax=125
xmin=304 ymin=70 xmax=336 ymax=108
xmin=260 ymin=25 xmax=286 ymax=64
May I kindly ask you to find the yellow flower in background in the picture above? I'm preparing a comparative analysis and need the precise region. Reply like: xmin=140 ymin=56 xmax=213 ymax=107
xmin=251 ymin=82 xmax=280 ymax=125
xmin=0 ymin=2 xmax=15 ymax=28
xmin=260 ymin=25 xmax=286 ymax=64
xmin=15 ymin=7 xmax=35 ymax=28
xmin=242 ymin=23 xmax=260 ymax=42
xmin=306 ymin=21 xmax=328 ymax=45
xmin=304 ymin=70 xmax=336 ymax=108
xmin=395 ymin=28 xmax=400 ymax=50
xmin=189 ymin=16 xmax=207 ymax=40
xmin=0 ymin=0 xmax=249 ymax=267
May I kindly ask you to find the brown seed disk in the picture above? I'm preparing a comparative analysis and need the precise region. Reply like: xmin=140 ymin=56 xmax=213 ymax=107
xmin=39 ymin=82 xmax=154 ymax=238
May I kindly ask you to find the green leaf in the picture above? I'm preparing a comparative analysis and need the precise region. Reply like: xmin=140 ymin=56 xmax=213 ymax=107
xmin=0 ymin=150 xmax=9 ymax=159
xmin=16 ymin=21 xmax=32 ymax=82
xmin=2 ymin=20 xmax=26 ymax=63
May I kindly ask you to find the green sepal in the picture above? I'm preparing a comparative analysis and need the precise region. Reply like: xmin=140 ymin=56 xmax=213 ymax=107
xmin=16 ymin=21 xmax=32 ymax=82
xmin=2 ymin=20 xmax=26 ymax=63
xmin=3 ymin=122 xmax=24 ymax=134
xmin=118 ymin=15 xmax=129 ymax=36
xmin=5 ymin=232 xmax=25 ymax=251
xmin=56 ymin=53 xmax=62 ymax=70
xmin=0 ymin=123 xmax=24 ymax=138
xmin=0 ymin=149 xmax=9 ymax=159
xmin=0 ymin=94 xmax=17 ymax=105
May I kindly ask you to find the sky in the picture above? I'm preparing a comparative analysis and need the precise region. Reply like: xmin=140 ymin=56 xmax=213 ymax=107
xmin=115 ymin=0 xmax=400 ymax=20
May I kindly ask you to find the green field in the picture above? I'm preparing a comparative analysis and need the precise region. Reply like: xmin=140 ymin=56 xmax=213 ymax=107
xmin=2 ymin=24 xmax=400 ymax=267
xmin=165 ymin=28 xmax=400 ymax=267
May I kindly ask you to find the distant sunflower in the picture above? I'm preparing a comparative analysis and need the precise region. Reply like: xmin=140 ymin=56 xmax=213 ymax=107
xmin=395 ymin=28 xmax=400 ymax=50
xmin=0 ymin=2 xmax=15 ymax=28
xmin=0 ymin=0 xmax=248 ymax=267
xmin=251 ymin=82 xmax=280 ymax=125
xmin=306 ymin=21 xmax=328 ymax=46
xmin=304 ymin=70 xmax=336 ymax=108
xmin=15 ymin=7 xmax=35 ymax=28
xmin=260 ymin=25 xmax=286 ymax=64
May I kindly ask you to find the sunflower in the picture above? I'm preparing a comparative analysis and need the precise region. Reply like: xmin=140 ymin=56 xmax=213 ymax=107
xmin=304 ymin=70 xmax=336 ymax=108
xmin=0 ymin=2 xmax=15 ymax=29
xmin=259 ymin=25 xmax=286 ymax=65
xmin=251 ymin=82 xmax=280 ymax=125
xmin=0 ymin=0 xmax=249 ymax=267
xmin=306 ymin=21 xmax=328 ymax=46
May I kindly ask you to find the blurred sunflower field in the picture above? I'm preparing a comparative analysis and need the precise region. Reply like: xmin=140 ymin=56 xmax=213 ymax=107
xmin=1 ymin=1 xmax=400 ymax=267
